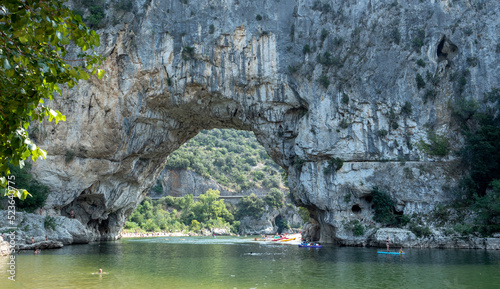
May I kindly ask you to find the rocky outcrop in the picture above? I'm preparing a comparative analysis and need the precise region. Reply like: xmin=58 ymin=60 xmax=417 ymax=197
xmin=0 ymin=211 xmax=90 ymax=247
xmin=364 ymin=228 xmax=500 ymax=250
xmin=25 ymin=0 xmax=499 ymax=245
xmin=0 ymin=237 xmax=11 ymax=256
xmin=17 ymin=240 xmax=64 ymax=250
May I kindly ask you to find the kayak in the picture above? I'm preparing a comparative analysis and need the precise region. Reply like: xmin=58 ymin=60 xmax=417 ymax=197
xmin=280 ymin=237 xmax=296 ymax=242
xmin=271 ymin=237 xmax=285 ymax=242
xmin=377 ymin=251 xmax=405 ymax=255
xmin=299 ymin=244 xmax=322 ymax=248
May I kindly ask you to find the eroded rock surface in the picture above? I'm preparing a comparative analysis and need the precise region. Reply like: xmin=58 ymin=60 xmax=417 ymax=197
xmin=23 ymin=0 xmax=500 ymax=244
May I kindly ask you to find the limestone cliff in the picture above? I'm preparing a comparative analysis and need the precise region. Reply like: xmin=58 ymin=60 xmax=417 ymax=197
xmin=21 ymin=0 xmax=499 ymax=244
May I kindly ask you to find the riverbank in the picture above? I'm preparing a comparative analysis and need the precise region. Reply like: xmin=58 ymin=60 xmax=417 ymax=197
xmin=121 ymin=232 xmax=304 ymax=245
xmin=0 ymin=236 xmax=11 ymax=256
xmin=121 ymin=232 xmax=189 ymax=238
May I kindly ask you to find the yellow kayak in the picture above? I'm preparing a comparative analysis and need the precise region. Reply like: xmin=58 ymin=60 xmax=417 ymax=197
xmin=280 ymin=237 xmax=296 ymax=242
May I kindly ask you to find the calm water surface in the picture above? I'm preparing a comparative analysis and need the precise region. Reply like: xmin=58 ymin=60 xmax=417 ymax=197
xmin=2 ymin=236 xmax=499 ymax=288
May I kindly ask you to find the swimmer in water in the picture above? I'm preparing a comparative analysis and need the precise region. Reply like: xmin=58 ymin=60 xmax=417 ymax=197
xmin=93 ymin=268 xmax=107 ymax=275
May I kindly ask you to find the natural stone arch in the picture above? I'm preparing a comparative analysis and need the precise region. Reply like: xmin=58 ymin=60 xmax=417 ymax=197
xmin=27 ymin=0 xmax=499 ymax=244
xmin=33 ymin=22 xmax=306 ymax=240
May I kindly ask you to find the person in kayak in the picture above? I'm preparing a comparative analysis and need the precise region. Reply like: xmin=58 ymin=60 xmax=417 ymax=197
xmin=386 ymin=237 xmax=390 ymax=251
xmin=399 ymin=247 xmax=404 ymax=255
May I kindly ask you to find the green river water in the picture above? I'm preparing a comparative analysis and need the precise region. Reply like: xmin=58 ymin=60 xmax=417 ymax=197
xmin=1 ymin=236 xmax=499 ymax=289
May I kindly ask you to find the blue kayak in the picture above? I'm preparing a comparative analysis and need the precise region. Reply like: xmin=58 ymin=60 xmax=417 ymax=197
xmin=377 ymin=251 xmax=405 ymax=255
xmin=299 ymin=244 xmax=322 ymax=248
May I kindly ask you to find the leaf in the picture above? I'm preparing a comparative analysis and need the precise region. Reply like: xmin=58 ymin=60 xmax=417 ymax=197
xmin=3 ymin=58 xmax=11 ymax=70
xmin=19 ymin=189 xmax=31 ymax=201
xmin=97 ymin=69 xmax=105 ymax=79
xmin=28 ymin=143 xmax=37 ymax=151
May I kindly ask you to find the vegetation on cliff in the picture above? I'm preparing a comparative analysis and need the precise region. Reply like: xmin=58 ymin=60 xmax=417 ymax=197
xmin=367 ymin=88 xmax=500 ymax=238
xmin=165 ymin=129 xmax=285 ymax=191
xmin=0 ymin=0 xmax=103 ymax=199
xmin=453 ymin=88 xmax=500 ymax=235
xmin=0 ymin=163 xmax=49 ymax=213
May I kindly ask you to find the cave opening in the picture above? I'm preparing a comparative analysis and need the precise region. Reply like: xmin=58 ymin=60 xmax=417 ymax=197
xmin=351 ymin=204 xmax=362 ymax=213
xmin=436 ymin=35 xmax=459 ymax=62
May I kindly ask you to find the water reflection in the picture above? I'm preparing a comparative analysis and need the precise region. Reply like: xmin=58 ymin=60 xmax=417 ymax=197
xmin=2 ymin=237 xmax=499 ymax=289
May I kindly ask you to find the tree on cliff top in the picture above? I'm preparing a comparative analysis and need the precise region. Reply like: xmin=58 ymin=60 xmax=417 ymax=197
xmin=0 ymin=0 xmax=104 ymax=199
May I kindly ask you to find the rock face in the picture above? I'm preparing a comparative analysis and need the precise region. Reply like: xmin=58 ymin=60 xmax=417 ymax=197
xmin=27 ymin=0 xmax=499 ymax=244
xmin=0 ymin=211 xmax=90 ymax=247
xmin=151 ymin=169 xmax=275 ymax=200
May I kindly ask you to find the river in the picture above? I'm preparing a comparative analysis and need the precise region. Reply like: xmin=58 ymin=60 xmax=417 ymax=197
xmin=1 ymin=236 xmax=499 ymax=288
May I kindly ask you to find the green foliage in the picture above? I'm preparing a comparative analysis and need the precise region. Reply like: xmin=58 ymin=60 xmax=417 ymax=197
xmin=65 ymin=150 xmax=76 ymax=164
xmin=341 ymin=93 xmax=349 ymax=105
xmin=127 ymin=190 xmax=234 ymax=233
xmin=401 ymin=101 xmax=413 ymax=116
xmin=332 ymin=37 xmax=343 ymax=46
xmin=377 ymin=129 xmax=388 ymax=138
xmin=409 ymin=222 xmax=432 ymax=237
xmin=264 ymin=188 xmax=285 ymax=209
xmin=294 ymin=157 xmax=306 ymax=170
xmin=190 ymin=220 xmax=202 ymax=232
xmin=448 ymin=88 xmax=500 ymax=236
xmin=340 ymin=118 xmax=349 ymax=129
xmin=371 ymin=187 xmax=397 ymax=226
xmin=298 ymin=207 xmax=310 ymax=222
xmin=411 ymin=29 xmax=425 ymax=52
xmin=124 ymin=221 xmax=139 ymax=229
xmin=347 ymin=220 xmax=365 ymax=236
xmin=236 ymin=193 xmax=265 ymax=219
xmin=330 ymin=157 xmax=343 ymax=171
xmin=416 ymin=73 xmax=426 ymax=90
xmin=416 ymin=59 xmax=426 ymax=67
xmin=320 ymin=28 xmax=328 ymax=42
xmin=182 ymin=46 xmax=195 ymax=60
xmin=0 ymin=0 xmax=104 ymax=199
xmin=324 ymin=157 xmax=343 ymax=175
xmin=423 ymin=89 xmax=438 ymax=103
xmin=316 ymin=52 xmax=342 ymax=67
xmin=275 ymin=216 xmax=290 ymax=234
xmin=230 ymin=221 xmax=240 ymax=234
xmin=452 ymin=223 xmax=473 ymax=236
xmin=418 ymin=130 xmax=450 ymax=157
xmin=388 ymin=108 xmax=399 ymax=130
xmin=2 ymin=163 xmax=49 ymax=213
xmin=302 ymin=44 xmax=311 ymax=54
xmin=288 ymin=65 xmax=299 ymax=74
xmin=343 ymin=193 xmax=351 ymax=203
xmin=458 ymin=93 xmax=500 ymax=197
xmin=311 ymin=1 xmax=331 ymax=12
xmin=82 ymin=0 xmax=105 ymax=28
xmin=318 ymin=75 xmax=330 ymax=88
xmin=426 ymin=71 xmax=439 ymax=86
xmin=256 ymin=14 xmax=263 ymax=21
xmin=466 ymin=57 xmax=479 ymax=67
xmin=390 ymin=27 xmax=401 ymax=45
xmin=116 ymin=1 xmax=133 ymax=12
xmin=44 ymin=216 xmax=57 ymax=231
xmin=165 ymin=129 xmax=284 ymax=191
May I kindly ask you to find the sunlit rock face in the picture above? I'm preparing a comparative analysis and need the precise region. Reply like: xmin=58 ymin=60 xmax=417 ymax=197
xmin=29 ymin=0 xmax=499 ymax=243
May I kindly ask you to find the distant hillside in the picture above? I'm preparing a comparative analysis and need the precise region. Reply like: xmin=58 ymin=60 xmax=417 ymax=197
xmin=164 ymin=129 xmax=285 ymax=192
